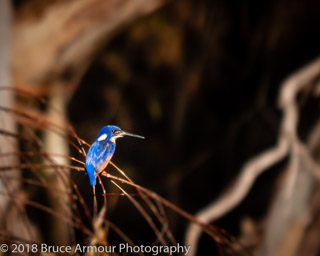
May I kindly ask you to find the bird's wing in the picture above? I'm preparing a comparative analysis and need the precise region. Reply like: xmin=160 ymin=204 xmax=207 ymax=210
xmin=86 ymin=141 xmax=115 ymax=177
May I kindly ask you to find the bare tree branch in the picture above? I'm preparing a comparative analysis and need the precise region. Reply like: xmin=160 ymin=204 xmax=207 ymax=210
xmin=13 ymin=0 xmax=166 ymax=89
xmin=257 ymin=58 xmax=320 ymax=256
xmin=185 ymin=57 xmax=320 ymax=256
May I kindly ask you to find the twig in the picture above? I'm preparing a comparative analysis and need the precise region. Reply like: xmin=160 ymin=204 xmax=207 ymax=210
xmin=103 ymin=173 xmax=249 ymax=255
xmin=111 ymin=180 xmax=168 ymax=246
xmin=109 ymin=162 xmax=177 ymax=245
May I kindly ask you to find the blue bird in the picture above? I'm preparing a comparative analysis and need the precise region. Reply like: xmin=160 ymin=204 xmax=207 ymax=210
xmin=85 ymin=125 xmax=144 ymax=187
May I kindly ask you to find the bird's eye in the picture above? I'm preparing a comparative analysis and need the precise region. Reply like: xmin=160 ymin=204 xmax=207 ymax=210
xmin=111 ymin=130 xmax=121 ymax=134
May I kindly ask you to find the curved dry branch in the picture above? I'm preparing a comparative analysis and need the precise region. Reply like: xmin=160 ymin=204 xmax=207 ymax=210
xmin=185 ymin=56 xmax=320 ymax=256
xmin=13 ymin=0 xmax=166 ymax=87
xmin=185 ymin=136 xmax=289 ymax=256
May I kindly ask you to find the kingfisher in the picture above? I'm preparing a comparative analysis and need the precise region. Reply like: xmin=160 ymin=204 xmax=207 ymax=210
xmin=85 ymin=125 xmax=144 ymax=187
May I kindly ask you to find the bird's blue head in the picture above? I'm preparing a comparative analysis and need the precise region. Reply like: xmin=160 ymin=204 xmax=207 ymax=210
xmin=96 ymin=125 xmax=145 ymax=143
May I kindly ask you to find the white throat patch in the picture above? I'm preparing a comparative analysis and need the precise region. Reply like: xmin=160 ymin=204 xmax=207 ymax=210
xmin=97 ymin=133 xmax=108 ymax=141
xmin=110 ymin=135 xmax=122 ymax=143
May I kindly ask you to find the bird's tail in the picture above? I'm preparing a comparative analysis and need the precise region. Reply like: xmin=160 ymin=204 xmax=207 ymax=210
xmin=85 ymin=162 xmax=97 ymax=186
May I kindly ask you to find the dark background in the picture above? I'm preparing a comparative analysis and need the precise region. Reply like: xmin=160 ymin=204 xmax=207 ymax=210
xmin=10 ymin=0 xmax=320 ymax=254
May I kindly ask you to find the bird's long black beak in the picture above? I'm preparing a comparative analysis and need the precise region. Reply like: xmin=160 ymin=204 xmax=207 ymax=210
xmin=121 ymin=131 xmax=145 ymax=139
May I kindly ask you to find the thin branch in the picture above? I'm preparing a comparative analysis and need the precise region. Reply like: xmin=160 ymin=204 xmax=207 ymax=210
xmin=111 ymin=180 xmax=168 ymax=246
xmin=103 ymin=173 xmax=249 ymax=255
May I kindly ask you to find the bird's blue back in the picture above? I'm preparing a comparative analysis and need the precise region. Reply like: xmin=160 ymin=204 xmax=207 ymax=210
xmin=85 ymin=139 xmax=116 ymax=186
